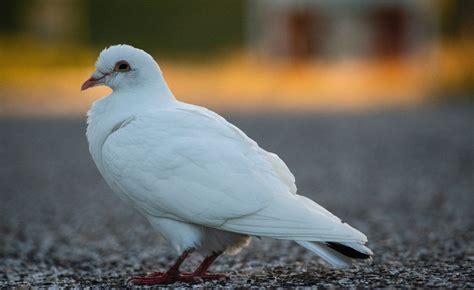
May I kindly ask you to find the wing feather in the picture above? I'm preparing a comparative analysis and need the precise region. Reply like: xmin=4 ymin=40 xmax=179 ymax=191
xmin=101 ymin=106 xmax=366 ymax=243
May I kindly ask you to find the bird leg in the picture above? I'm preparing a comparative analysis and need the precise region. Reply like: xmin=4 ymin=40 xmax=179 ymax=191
xmin=127 ymin=249 xmax=196 ymax=285
xmin=128 ymin=250 xmax=227 ymax=285
xmin=181 ymin=251 xmax=227 ymax=280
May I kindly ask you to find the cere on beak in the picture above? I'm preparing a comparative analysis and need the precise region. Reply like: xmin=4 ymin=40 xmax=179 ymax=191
xmin=81 ymin=72 xmax=108 ymax=91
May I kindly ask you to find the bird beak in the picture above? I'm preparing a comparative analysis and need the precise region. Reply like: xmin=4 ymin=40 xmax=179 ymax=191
xmin=81 ymin=71 xmax=108 ymax=91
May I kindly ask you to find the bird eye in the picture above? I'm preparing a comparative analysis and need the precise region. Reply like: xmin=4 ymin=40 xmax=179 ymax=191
xmin=115 ymin=61 xmax=131 ymax=72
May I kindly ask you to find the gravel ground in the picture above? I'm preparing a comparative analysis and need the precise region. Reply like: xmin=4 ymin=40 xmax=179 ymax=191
xmin=1 ymin=106 xmax=473 ymax=288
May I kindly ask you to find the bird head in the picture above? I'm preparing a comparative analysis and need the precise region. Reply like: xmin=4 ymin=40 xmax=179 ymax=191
xmin=81 ymin=44 xmax=161 ymax=91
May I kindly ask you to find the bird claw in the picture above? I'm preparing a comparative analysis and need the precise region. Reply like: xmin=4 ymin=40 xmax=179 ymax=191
xmin=147 ymin=271 xmax=166 ymax=277
xmin=127 ymin=272 xmax=228 ymax=285
xmin=127 ymin=272 xmax=176 ymax=285
xmin=181 ymin=272 xmax=228 ymax=281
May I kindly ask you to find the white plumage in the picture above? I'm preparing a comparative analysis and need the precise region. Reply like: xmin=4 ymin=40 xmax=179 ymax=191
xmin=83 ymin=45 xmax=372 ymax=274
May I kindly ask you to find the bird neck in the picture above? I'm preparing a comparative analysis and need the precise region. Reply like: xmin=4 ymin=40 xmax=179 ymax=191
xmin=86 ymin=72 xmax=178 ymax=172
xmin=113 ymin=71 xmax=176 ymax=106
xmin=106 ymin=82 xmax=177 ymax=125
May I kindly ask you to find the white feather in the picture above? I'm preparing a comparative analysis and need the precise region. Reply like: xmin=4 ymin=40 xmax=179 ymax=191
xmin=85 ymin=44 xmax=372 ymax=262
xmin=295 ymin=241 xmax=352 ymax=269
xmin=340 ymin=242 xmax=374 ymax=256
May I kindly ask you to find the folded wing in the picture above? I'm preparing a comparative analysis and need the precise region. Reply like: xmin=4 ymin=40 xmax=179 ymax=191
xmin=101 ymin=106 xmax=366 ymax=243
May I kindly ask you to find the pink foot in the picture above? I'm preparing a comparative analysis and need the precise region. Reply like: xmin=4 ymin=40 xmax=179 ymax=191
xmin=147 ymin=271 xmax=166 ymax=277
xmin=127 ymin=272 xmax=190 ymax=285
xmin=181 ymin=272 xmax=228 ymax=281
xmin=127 ymin=272 xmax=228 ymax=285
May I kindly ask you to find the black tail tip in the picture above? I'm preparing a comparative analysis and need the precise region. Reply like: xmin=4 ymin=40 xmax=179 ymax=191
xmin=326 ymin=242 xmax=371 ymax=259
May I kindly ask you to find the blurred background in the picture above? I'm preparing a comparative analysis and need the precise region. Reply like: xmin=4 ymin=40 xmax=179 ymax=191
xmin=0 ymin=0 xmax=472 ymax=115
xmin=1 ymin=0 xmax=473 ymax=287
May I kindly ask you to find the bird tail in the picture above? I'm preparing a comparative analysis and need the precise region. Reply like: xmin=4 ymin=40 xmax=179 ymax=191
xmin=295 ymin=240 xmax=373 ymax=269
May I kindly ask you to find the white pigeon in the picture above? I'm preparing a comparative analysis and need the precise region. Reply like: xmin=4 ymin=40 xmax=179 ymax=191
xmin=82 ymin=44 xmax=373 ymax=285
